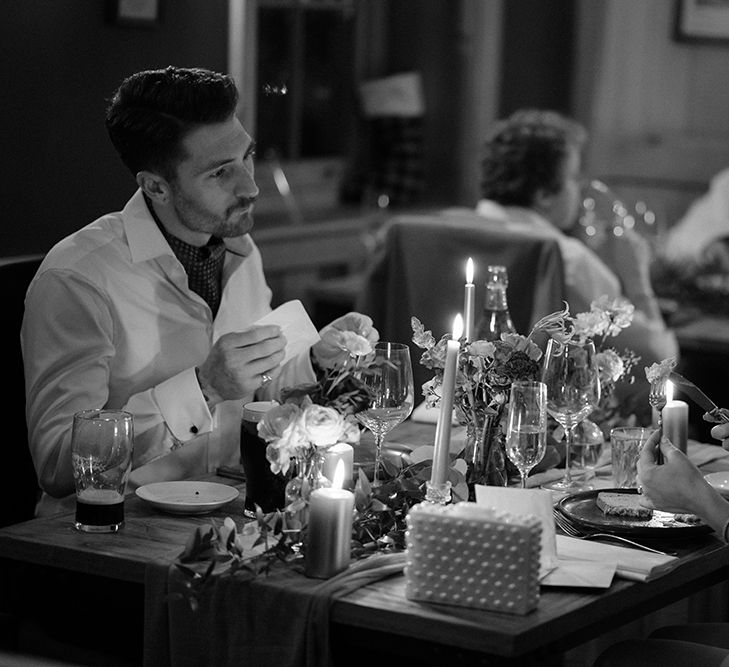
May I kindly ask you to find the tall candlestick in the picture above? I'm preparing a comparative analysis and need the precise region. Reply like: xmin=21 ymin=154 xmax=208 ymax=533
xmin=305 ymin=460 xmax=354 ymax=578
xmin=431 ymin=315 xmax=463 ymax=486
xmin=322 ymin=443 xmax=354 ymax=488
xmin=663 ymin=400 xmax=688 ymax=453
xmin=464 ymin=258 xmax=475 ymax=342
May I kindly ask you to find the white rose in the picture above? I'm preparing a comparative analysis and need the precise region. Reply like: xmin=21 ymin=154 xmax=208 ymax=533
xmin=300 ymin=405 xmax=347 ymax=448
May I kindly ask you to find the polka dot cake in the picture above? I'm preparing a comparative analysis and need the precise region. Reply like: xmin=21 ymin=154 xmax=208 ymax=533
xmin=404 ymin=502 xmax=541 ymax=615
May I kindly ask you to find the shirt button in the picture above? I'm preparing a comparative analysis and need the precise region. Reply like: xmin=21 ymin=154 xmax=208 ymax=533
xmin=190 ymin=425 xmax=199 ymax=434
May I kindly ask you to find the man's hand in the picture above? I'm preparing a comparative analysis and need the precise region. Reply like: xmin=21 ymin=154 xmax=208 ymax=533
xmin=312 ymin=312 xmax=379 ymax=369
xmin=197 ymin=325 xmax=286 ymax=405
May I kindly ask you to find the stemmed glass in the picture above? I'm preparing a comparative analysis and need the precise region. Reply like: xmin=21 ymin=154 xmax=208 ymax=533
xmin=540 ymin=338 xmax=601 ymax=493
xmin=356 ymin=342 xmax=414 ymax=486
xmin=505 ymin=381 xmax=548 ymax=489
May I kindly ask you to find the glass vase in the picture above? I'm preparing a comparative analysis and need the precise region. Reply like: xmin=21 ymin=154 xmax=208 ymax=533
xmin=465 ymin=411 xmax=508 ymax=501
xmin=282 ymin=447 xmax=331 ymax=551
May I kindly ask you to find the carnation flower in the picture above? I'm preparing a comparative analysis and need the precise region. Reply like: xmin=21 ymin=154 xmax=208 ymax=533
xmin=645 ymin=357 xmax=677 ymax=384
xmin=596 ymin=348 xmax=625 ymax=384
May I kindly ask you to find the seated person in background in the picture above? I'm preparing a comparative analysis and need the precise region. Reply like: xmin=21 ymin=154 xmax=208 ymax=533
xmin=661 ymin=167 xmax=729 ymax=272
xmin=593 ymin=419 xmax=729 ymax=667
xmin=477 ymin=109 xmax=678 ymax=415
xmin=22 ymin=66 xmax=376 ymax=516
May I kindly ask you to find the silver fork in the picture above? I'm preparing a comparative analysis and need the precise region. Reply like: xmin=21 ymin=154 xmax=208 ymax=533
xmin=648 ymin=380 xmax=668 ymax=462
xmin=553 ymin=509 xmax=677 ymax=557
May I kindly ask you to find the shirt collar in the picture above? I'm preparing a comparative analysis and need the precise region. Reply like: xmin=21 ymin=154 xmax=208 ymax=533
xmin=121 ymin=189 xmax=256 ymax=261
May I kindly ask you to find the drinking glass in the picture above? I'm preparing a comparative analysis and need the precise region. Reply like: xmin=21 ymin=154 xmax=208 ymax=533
xmin=71 ymin=409 xmax=134 ymax=532
xmin=506 ymin=381 xmax=548 ymax=488
xmin=540 ymin=338 xmax=601 ymax=493
xmin=356 ymin=342 xmax=414 ymax=486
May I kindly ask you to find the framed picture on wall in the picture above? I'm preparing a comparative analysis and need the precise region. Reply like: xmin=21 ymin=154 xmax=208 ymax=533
xmin=107 ymin=0 xmax=161 ymax=27
xmin=676 ymin=0 xmax=729 ymax=43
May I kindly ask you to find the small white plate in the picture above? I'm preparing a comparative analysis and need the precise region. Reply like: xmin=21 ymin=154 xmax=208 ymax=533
xmin=704 ymin=471 xmax=729 ymax=498
xmin=136 ymin=481 xmax=239 ymax=515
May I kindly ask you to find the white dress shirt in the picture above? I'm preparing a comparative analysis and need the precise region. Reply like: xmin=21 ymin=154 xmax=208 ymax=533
xmin=22 ymin=189 xmax=315 ymax=515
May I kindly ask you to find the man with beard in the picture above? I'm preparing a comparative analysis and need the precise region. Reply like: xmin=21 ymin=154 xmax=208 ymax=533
xmin=22 ymin=66 xmax=376 ymax=516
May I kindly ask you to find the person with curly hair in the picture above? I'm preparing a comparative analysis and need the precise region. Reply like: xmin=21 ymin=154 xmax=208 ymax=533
xmin=477 ymin=110 xmax=678 ymax=404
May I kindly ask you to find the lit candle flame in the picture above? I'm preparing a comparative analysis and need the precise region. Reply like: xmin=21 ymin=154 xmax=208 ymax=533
xmin=332 ymin=459 xmax=345 ymax=490
xmin=665 ymin=380 xmax=674 ymax=403
xmin=465 ymin=257 xmax=474 ymax=285
xmin=452 ymin=314 xmax=464 ymax=340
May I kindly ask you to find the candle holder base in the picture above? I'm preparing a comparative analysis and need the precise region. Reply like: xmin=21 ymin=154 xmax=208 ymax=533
xmin=425 ymin=480 xmax=452 ymax=505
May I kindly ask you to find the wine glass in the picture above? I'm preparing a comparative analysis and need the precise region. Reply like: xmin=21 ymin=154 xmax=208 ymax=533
xmin=540 ymin=338 xmax=601 ymax=494
xmin=356 ymin=342 xmax=414 ymax=486
xmin=505 ymin=381 xmax=548 ymax=488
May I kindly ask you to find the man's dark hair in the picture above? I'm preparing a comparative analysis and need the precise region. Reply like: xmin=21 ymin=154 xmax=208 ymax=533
xmin=480 ymin=109 xmax=586 ymax=207
xmin=105 ymin=66 xmax=239 ymax=179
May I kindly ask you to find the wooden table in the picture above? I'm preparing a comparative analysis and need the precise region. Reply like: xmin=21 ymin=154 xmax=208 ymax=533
xmin=1 ymin=421 xmax=729 ymax=666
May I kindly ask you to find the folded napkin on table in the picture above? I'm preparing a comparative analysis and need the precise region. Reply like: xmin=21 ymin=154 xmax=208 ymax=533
xmin=144 ymin=550 xmax=406 ymax=667
xmin=552 ymin=534 xmax=679 ymax=583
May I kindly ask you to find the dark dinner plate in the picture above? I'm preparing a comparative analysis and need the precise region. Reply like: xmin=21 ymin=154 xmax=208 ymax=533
xmin=557 ymin=488 xmax=713 ymax=538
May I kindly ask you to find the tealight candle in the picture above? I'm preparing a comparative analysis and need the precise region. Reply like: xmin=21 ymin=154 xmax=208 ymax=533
xmin=305 ymin=460 xmax=354 ymax=579
xmin=431 ymin=314 xmax=462 ymax=486
xmin=662 ymin=382 xmax=688 ymax=453
xmin=322 ymin=443 xmax=354 ymax=488
xmin=463 ymin=258 xmax=475 ymax=342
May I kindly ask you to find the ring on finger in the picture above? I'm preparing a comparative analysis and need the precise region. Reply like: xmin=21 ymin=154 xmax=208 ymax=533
xmin=260 ymin=372 xmax=273 ymax=387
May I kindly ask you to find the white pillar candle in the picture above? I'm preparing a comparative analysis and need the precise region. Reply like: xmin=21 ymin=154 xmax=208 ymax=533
xmin=463 ymin=258 xmax=475 ymax=343
xmin=663 ymin=399 xmax=689 ymax=453
xmin=305 ymin=460 xmax=354 ymax=579
xmin=431 ymin=315 xmax=463 ymax=486
xmin=322 ymin=443 xmax=354 ymax=487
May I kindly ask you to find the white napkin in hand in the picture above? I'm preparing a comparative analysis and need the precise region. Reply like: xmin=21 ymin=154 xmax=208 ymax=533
xmin=253 ymin=300 xmax=320 ymax=366
xmin=554 ymin=535 xmax=678 ymax=582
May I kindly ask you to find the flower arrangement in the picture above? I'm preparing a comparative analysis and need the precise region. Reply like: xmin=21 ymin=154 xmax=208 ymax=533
xmin=258 ymin=328 xmax=377 ymax=477
xmin=411 ymin=307 xmax=572 ymax=490
xmin=410 ymin=298 xmax=640 ymax=490
xmin=570 ymin=295 xmax=640 ymax=435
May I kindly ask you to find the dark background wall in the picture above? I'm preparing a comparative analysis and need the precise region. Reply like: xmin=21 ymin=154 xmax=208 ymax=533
xmin=1 ymin=0 xmax=575 ymax=256
xmin=1 ymin=0 xmax=228 ymax=256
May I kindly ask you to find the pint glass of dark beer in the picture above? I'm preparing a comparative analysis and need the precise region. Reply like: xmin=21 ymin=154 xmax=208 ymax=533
xmin=71 ymin=409 xmax=134 ymax=532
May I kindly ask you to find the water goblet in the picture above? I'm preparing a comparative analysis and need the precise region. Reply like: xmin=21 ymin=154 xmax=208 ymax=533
xmin=355 ymin=342 xmax=414 ymax=486
xmin=505 ymin=381 xmax=548 ymax=489
xmin=540 ymin=338 xmax=601 ymax=494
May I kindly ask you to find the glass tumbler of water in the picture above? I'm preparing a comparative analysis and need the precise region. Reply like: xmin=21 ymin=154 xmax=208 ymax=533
xmin=71 ymin=409 xmax=134 ymax=533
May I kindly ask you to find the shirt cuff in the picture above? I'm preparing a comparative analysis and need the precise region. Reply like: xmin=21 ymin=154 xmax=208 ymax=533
xmin=154 ymin=367 xmax=214 ymax=442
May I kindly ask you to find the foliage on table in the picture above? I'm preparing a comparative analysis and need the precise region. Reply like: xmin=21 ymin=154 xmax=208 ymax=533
xmin=174 ymin=457 xmax=451 ymax=608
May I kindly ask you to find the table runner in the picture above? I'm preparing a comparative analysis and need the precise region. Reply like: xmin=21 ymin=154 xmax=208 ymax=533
xmin=144 ymin=551 xmax=407 ymax=667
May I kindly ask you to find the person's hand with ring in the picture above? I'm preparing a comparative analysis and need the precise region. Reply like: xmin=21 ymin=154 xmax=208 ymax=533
xmin=196 ymin=324 xmax=285 ymax=406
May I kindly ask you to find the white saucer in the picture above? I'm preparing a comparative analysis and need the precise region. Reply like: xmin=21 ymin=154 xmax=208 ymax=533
xmin=704 ymin=471 xmax=729 ymax=499
xmin=136 ymin=481 xmax=239 ymax=515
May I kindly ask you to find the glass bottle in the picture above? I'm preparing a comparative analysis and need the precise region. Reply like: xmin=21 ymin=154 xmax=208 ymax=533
xmin=474 ymin=265 xmax=516 ymax=341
